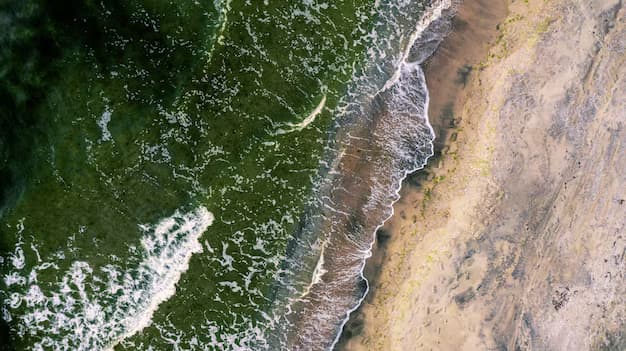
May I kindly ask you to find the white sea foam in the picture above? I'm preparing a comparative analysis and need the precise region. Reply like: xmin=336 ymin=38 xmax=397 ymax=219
xmin=299 ymin=239 xmax=328 ymax=299
xmin=377 ymin=0 xmax=453 ymax=94
xmin=1 ymin=207 xmax=214 ymax=351
xmin=4 ymin=272 xmax=26 ymax=287
xmin=266 ymin=0 xmax=454 ymax=349
xmin=328 ymin=1 xmax=453 ymax=348
xmin=2 ymin=0 xmax=456 ymax=349
xmin=97 ymin=107 xmax=113 ymax=142
xmin=273 ymin=94 xmax=327 ymax=135
xmin=215 ymin=0 xmax=233 ymax=45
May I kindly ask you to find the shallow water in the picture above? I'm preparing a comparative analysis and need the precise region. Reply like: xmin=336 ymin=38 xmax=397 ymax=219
xmin=0 ymin=0 xmax=451 ymax=349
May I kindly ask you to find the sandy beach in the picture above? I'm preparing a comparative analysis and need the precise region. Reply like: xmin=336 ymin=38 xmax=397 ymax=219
xmin=337 ymin=0 xmax=626 ymax=349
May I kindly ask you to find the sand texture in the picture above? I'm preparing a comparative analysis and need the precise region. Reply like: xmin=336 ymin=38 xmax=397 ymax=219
xmin=337 ymin=0 xmax=626 ymax=349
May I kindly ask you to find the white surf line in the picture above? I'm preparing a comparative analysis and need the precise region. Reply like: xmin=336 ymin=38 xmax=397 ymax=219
xmin=328 ymin=0 xmax=453 ymax=350
xmin=298 ymin=239 xmax=329 ymax=299
xmin=216 ymin=0 xmax=233 ymax=45
xmin=376 ymin=0 xmax=453 ymax=95
xmin=2 ymin=207 xmax=214 ymax=351
xmin=97 ymin=106 xmax=113 ymax=142
xmin=273 ymin=95 xmax=327 ymax=135
xmin=105 ymin=207 xmax=214 ymax=350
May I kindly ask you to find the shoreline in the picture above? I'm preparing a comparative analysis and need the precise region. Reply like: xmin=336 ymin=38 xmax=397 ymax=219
xmin=277 ymin=1 xmax=463 ymax=348
xmin=336 ymin=0 xmax=509 ymax=347
xmin=337 ymin=0 xmax=626 ymax=349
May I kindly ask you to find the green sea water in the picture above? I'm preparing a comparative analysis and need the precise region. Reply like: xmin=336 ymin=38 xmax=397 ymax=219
xmin=0 ymin=0 xmax=448 ymax=349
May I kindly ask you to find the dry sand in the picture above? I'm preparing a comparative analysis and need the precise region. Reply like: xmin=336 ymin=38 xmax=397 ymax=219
xmin=337 ymin=0 xmax=626 ymax=350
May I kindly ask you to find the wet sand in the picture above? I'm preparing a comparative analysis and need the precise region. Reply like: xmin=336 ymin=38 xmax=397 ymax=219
xmin=337 ymin=0 xmax=626 ymax=349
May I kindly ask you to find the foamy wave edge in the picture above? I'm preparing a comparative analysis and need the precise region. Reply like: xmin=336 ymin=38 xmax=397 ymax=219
xmin=2 ymin=206 xmax=214 ymax=351
xmin=329 ymin=0 xmax=456 ymax=348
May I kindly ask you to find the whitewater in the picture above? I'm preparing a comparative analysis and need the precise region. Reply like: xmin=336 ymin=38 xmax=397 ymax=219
xmin=267 ymin=0 xmax=456 ymax=349
xmin=0 ymin=0 xmax=456 ymax=349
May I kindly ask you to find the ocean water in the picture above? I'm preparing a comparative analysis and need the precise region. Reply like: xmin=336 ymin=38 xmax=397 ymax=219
xmin=0 ymin=0 xmax=452 ymax=350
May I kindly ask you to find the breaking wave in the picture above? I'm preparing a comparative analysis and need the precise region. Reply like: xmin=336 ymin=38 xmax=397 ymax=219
xmin=0 ymin=0 xmax=457 ymax=349
xmin=265 ymin=0 xmax=456 ymax=349
xmin=2 ymin=207 xmax=213 ymax=350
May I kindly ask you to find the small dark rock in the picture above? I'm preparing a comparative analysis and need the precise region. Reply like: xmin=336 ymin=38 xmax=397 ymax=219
xmin=454 ymin=288 xmax=476 ymax=307
xmin=552 ymin=287 xmax=570 ymax=311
